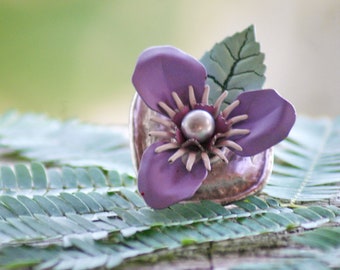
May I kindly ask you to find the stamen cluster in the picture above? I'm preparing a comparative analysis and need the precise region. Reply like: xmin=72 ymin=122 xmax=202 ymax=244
xmin=149 ymin=85 xmax=250 ymax=172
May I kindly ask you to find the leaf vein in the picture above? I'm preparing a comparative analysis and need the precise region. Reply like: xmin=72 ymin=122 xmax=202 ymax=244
xmin=290 ymin=121 xmax=334 ymax=205
xmin=223 ymin=30 xmax=250 ymax=91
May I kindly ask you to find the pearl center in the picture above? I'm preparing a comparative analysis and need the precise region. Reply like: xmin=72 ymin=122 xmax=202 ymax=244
xmin=181 ymin=109 xmax=215 ymax=143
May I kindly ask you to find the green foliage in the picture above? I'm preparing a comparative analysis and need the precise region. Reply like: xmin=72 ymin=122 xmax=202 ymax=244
xmin=0 ymin=23 xmax=338 ymax=270
xmin=293 ymin=227 xmax=340 ymax=250
xmin=200 ymin=25 xmax=266 ymax=105
xmin=231 ymin=227 xmax=340 ymax=270
xmin=264 ymin=116 xmax=340 ymax=204
xmin=0 ymin=162 xmax=135 ymax=196
xmin=0 ymin=194 xmax=338 ymax=269
xmin=0 ymin=111 xmax=339 ymax=269
xmin=0 ymin=111 xmax=133 ymax=174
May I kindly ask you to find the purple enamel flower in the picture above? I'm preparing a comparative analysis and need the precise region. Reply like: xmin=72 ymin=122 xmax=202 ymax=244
xmin=132 ymin=46 xmax=295 ymax=209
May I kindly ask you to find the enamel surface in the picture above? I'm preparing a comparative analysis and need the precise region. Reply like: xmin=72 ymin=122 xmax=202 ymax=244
xmin=130 ymin=94 xmax=273 ymax=203
xmin=130 ymin=46 xmax=295 ymax=208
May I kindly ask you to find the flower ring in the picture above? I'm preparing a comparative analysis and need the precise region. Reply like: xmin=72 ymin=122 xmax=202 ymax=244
xmin=131 ymin=46 xmax=295 ymax=209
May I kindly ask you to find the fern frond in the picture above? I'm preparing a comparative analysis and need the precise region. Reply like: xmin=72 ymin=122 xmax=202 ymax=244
xmin=0 ymin=111 xmax=133 ymax=174
xmin=0 ymin=194 xmax=339 ymax=267
xmin=264 ymin=116 xmax=340 ymax=204
xmin=0 ymin=162 xmax=135 ymax=196
xmin=0 ymin=111 xmax=339 ymax=269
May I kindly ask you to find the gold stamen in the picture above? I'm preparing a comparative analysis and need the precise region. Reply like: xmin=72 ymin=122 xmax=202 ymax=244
xmin=158 ymin=101 xmax=176 ymax=118
xmin=201 ymin=85 xmax=210 ymax=105
xmin=171 ymin=91 xmax=184 ymax=110
xmin=168 ymin=148 xmax=187 ymax=163
xmin=213 ymin=91 xmax=228 ymax=117
xmin=225 ymin=128 xmax=250 ymax=138
xmin=211 ymin=147 xmax=228 ymax=163
xmin=155 ymin=143 xmax=179 ymax=153
xmin=150 ymin=116 xmax=175 ymax=128
xmin=181 ymin=138 xmax=205 ymax=152
xmin=228 ymin=114 xmax=248 ymax=125
xmin=222 ymin=100 xmax=240 ymax=119
xmin=186 ymin=152 xmax=196 ymax=171
xmin=217 ymin=140 xmax=243 ymax=151
xmin=188 ymin=85 xmax=197 ymax=108
xmin=201 ymin=152 xmax=211 ymax=171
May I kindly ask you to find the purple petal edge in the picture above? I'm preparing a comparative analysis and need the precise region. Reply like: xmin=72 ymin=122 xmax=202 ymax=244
xmin=132 ymin=46 xmax=207 ymax=115
xmin=138 ymin=142 xmax=208 ymax=209
xmin=229 ymin=89 xmax=296 ymax=156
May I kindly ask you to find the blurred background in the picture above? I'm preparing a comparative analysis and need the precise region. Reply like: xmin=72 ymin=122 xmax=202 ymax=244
xmin=0 ymin=0 xmax=339 ymax=125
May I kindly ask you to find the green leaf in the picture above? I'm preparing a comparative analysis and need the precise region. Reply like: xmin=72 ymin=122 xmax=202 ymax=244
xmin=293 ymin=227 xmax=340 ymax=250
xmin=0 ymin=109 xmax=339 ymax=270
xmin=200 ymin=25 xmax=266 ymax=105
xmin=31 ymin=162 xmax=48 ymax=190
xmin=0 ymin=110 xmax=133 ymax=174
xmin=264 ymin=116 xmax=340 ymax=204
xmin=17 ymin=195 xmax=47 ymax=216
xmin=15 ymin=164 xmax=32 ymax=189
xmin=0 ymin=192 xmax=338 ymax=268
xmin=0 ymin=162 xmax=135 ymax=196
xmin=0 ymin=195 xmax=31 ymax=216
xmin=1 ymin=166 xmax=17 ymax=191
xmin=33 ymin=195 xmax=64 ymax=216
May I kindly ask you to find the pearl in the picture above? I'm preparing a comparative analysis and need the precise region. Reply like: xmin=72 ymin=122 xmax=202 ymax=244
xmin=181 ymin=110 xmax=215 ymax=142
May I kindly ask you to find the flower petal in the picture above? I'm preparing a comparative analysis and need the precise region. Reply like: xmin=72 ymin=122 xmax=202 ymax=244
xmin=228 ymin=89 xmax=296 ymax=156
xmin=132 ymin=46 xmax=207 ymax=115
xmin=138 ymin=142 xmax=208 ymax=209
